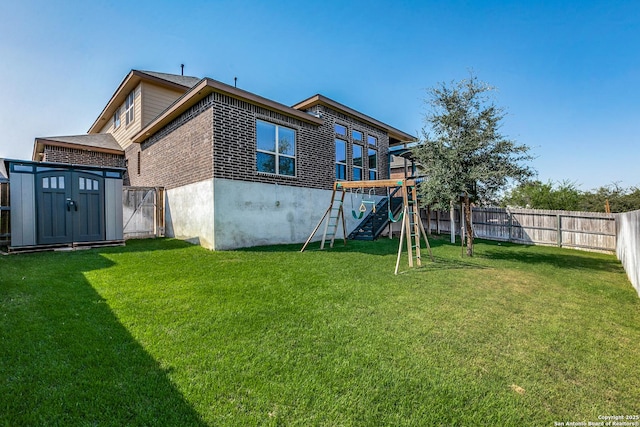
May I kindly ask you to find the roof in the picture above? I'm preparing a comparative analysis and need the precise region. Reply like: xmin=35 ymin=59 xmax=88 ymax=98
xmin=131 ymin=77 xmax=324 ymax=144
xmin=292 ymin=94 xmax=416 ymax=144
xmin=33 ymin=134 xmax=124 ymax=160
xmin=88 ymin=69 xmax=199 ymax=134
xmin=137 ymin=70 xmax=201 ymax=88
xmin=88 ymin=68 xmax=414 ymax=147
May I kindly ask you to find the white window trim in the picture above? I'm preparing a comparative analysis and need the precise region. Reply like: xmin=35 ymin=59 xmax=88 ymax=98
xmin=125 ymin=90 xmax=135 ymax=126
xmin=113 ymin=107 xmax=121 ymax=129
xmin=256 ymin=120 xmax=297 ymax=177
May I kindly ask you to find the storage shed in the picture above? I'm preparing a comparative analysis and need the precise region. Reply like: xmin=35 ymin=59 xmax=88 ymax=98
xmin=2 ymin=159 xmax=125 ymax=251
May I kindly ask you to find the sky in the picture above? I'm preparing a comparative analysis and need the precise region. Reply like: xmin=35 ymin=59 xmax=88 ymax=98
xmin=1 ymin=0 xmax=638 ymax=190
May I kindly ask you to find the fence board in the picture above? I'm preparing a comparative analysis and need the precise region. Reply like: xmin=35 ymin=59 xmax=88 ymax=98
xmin=123 ymin=187 xmax=164 ymax=239
xmin=426 ymin=207 xmax=616 ymax=252
xmin=616 ymin=210 xmax=640 ymax=297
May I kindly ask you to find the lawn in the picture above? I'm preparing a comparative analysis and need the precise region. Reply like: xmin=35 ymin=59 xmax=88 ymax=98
xmin=1 ymin=237 xmax=638 ymax=426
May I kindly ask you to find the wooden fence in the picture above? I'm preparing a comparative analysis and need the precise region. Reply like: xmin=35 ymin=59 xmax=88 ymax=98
xmin=123 ymin=187 xmax=165 ymax=239
xmin=422 ymin=207 xmax=616 ymax=252
xmin=0 ymin=181 xmax=9 ymax=245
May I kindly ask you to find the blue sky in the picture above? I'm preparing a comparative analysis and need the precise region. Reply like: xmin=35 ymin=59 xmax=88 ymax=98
xmin=1 ymin=0 xmax=638 ymax=190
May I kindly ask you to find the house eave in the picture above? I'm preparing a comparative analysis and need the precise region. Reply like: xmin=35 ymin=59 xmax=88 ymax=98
xmin=132 ymin=78 xmax=324 ymax=144
xmin=292 ymin=94 xmax=416 ymax=144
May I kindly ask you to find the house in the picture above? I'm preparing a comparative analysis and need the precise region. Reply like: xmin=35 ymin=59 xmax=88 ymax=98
xmin=32 ymin=70 xmax=416 ymax=250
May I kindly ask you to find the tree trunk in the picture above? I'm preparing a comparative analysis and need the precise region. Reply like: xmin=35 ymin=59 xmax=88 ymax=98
xmin=464 ymin=193 xmax=474 ymax=257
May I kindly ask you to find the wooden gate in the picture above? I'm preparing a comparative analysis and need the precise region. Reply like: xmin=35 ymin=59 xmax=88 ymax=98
xmin=123 ymin=187 xmax=165 ymax=239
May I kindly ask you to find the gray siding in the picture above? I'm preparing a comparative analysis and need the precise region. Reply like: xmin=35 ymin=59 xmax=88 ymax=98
xmin=105 ymin=178 xmax=124 ymax=240
xmin=10 ymin=173 xmax=36 ymax=247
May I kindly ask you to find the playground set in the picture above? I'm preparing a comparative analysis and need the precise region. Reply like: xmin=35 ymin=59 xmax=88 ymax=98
xmin=301 ymin=178 xmax=433 ymax=274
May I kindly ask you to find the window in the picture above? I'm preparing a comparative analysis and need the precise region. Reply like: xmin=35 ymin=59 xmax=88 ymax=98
xmin=368 ymin=148 xmax=377 ymax=180
xmin=353 ymin=144 xmax=363 ymax=180
xmin=42 ymin=176 xmax=63 ymax=189
xmin=125 ymin=90 xmax=135 ymax=125
xmin=334 ymin=123 xmax=347 ymax=136
xmin=256 ymin=120 xmax=296 ymax=176
xmin=367 ymin=135 xmax=377 ymax=146
xmin=335 ymin=139 xmax=347 ymax=180
xmin=352 ymin=130 xmax=363 ymax=141
xmin=113 ymin=108 xmax=121 ymax=129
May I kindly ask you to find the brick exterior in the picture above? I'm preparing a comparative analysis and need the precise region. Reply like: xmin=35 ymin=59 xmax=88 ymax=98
xmin=126 ymin=104 xmax=214 ymax=190
xmin=43 ymin=145 xmax=125 ymax=168
xmin=131 ymin=91 xmax=392 ymax=192
xmin=313 ymin=104 xmax=390 ymax=185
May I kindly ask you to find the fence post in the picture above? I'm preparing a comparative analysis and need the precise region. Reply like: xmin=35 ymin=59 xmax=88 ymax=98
xmin=557 ymin=214 xmax=562 ymax=247
xmin=508 ymin=210 xmax=512 ymax=243
xmin=450 ymin=201 xmax=456 ymax=243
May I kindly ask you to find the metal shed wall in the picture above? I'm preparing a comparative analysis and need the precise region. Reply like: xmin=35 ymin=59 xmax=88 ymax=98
xmin=9 ymin=172 xmax=36 ymax=247
xmin=105 ymin=178 xmax=124 ymax=241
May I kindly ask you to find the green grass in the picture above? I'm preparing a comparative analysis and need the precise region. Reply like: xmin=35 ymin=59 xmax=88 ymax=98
xmin=1 ymin=237 xmax=638 ymax=426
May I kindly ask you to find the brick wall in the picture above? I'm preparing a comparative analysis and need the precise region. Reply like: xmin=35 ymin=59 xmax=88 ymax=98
xmin=134 ymin=91 xmax=393 ymax=192
xmin=127 ymin=105 xmax=214 ymax=190
xmin=313 ymin=105 xmax=390 ymax=184
xmin=43 ymin=145 xmax=125 ymax=168
xmin=210 ymin=93 xmax=334 ymax=190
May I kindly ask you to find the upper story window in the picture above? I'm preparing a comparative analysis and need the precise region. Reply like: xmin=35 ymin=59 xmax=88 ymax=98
xmin=125 ymin=90 xmax=135 ymax=125
xmin=368 ymin=148 xmax=377 ymax=180
xmin=256 ymin=120 xmax=296 ymax=176
xmin=352 ymin=130 xmax=363 ymax=141
xmin=334 ymin=123 xmax=347 ymax=136
xmin=353 ymin=144 xmax=363 ymax=180
xmin=335 ymin=139 xmax=347 ymax=180
xmin=367 ymin=135 xmax=377 ymax=146
xmin=113 ymin=108 xmax=121 ymax=129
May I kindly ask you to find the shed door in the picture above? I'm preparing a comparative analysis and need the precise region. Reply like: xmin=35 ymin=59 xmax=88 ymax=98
xmin=37 ymin=172 xmax=72 ymax=245
xmin=36 ymin=171 xmax=105 ymax=245
xmin=73 ymin=173 xmax=105 ymax=242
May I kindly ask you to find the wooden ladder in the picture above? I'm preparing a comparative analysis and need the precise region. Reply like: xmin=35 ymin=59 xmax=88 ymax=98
xmin=395 ymin=184 xmax=434 ymax=274
xmin=301 ymin=184 xmax=347 ymax=252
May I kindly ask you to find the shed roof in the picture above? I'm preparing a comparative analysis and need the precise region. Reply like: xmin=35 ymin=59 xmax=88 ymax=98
xmin=33 ymin=134 xmax=124 ymax=160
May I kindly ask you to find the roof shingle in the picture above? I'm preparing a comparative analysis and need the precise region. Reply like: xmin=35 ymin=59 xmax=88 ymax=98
xmin=137 ymin=70 xmax=201 ymax=88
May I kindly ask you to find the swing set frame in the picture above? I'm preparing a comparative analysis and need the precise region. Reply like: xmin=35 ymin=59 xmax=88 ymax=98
xmin=301 ymin=179 xmax=433 ymax=274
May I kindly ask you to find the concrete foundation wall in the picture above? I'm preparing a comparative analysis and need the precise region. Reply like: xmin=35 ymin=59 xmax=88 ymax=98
xmin=212 ymin=178 xmax=365 ymax=250
xmin=165 ymin=179 xmax=215 ymax=249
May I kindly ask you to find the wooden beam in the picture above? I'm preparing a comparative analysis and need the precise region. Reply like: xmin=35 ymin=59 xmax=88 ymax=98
xmin=334 ymin=179 xmax=415 ymax=189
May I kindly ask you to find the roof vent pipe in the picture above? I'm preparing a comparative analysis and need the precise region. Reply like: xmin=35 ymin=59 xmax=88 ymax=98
xmin=180 ymin=64 xmax=184 ymax=76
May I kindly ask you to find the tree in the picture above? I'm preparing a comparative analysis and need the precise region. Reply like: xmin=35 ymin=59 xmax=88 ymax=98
xmin=502 ymin=180 xmax=582 ymax=211
xmin=580 ymin=183 xmax=640 ymax=213
xmin=412 ymin=75 xmax=534 ymax=256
